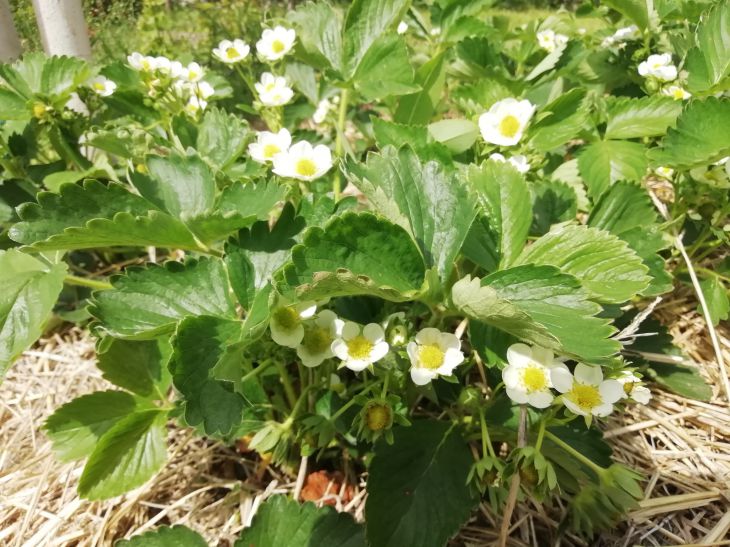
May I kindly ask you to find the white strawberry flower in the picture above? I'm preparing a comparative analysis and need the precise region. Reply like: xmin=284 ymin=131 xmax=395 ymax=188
xmin=397 ymin=21 xmax=408 ymax=34
xmin=255 ymin=72 xmax=294 ymax=106
xmin=662 ymin=85 xmax=692 ymax=100
xmin=536 ymin=29 xmax=567 ymax=53
xmin=248 ymin=128 xmax=292 ymax=164
xmin=193 ymin=81 xmax=215 ymax=99
xmin=601 ymin=25 xmax=640 ymax=47
xmin=489 ymin=153 xmax=530 ymax=173
xmin=615 ymin=371 xmax=652 ymax=404
xmin=312 ymin=98 xmax=332 ymax=124
xmin=88 ymin=75 xmax=116 ymax=97
xmin=272 ymin=141 xmax=333 ymax=181
xmin=184 ymin=96 xmax=207 ymax=116
xmin=654 ymin=166 xmax=674 ymax=179
xmin=638 ymin=53 xmax=677 ymax=82
xmin=154 ymin=56 xmax=172 ymax=74
xmin=180 ymin=62 xmax=205 ymax=83
xmin=407 ymin=328 xmax=464 ymax=386
xmin=296 ymin=310 xmax=344 ymax=368
xmin=213 ymin=39 xmax=250 ymax=64
xmin=478 ymin=98 xmax=536 ymax=146
xmin=270 ymin=301 xmax=318 ymax=348
xmin=551 ymin=363 xmax=624 ymax=417
xmin=503 ymin=343 xmax=566 ymax=408
xmin=331 ymin=322 xmax=389 ymax=372
xmin=127 ymin=52 xmax=156 ymax=72
xmin=256 ymin=26 xmax=296 ymax=61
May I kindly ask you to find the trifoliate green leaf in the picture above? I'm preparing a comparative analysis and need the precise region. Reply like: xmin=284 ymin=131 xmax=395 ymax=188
xmin=353 ymin=35 xmax=419 ymax=100
xmin=143 ymin=153 xmax=216 ymax=219
xmin=365 ymin=421 xmax=476 ymax=547
xmin=685 ymin=1 xmax=730 ymax=94
xmin=529 ymin=180 xmax=578 ymax=236
xmin=578 ymin=140 xmax=647 ymax=200
xmin=605 ymin=96 xmax=682 ymax=140
xmin=394 ymin=51 xmax=446 ymax=125
xmin=528 ymin=88 xmax=588 ymax=152
xmin=117 ymin=525 xmax=208 ymax=547
xmin=96 ymin=338 xmax=172 ymax=397
xmin=196 ymin=108 xmax=250 ymax=170
xmin=288 ymin=2 xmax=345 ymax=75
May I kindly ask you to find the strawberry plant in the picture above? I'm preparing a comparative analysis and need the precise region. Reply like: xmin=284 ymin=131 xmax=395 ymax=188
xmin=1 ymin=0 xmax=728 ymax=544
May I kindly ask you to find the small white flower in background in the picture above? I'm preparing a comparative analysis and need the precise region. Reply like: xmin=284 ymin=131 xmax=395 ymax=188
xmin=89 ymin=75 xmax=116 ymax=97
xmin=662 ymin=85 xmax=692 ymax=100
xmin=479 ymin=98 xmax=536 ymax=146
xmin=127 ymin=52 xmax=156 ymax=72
xmin=654 ymin=166 xmax=674 ymax=179
xmin=397 ymin=21 xmax=408 ymax=34
xmin=154 ymin=56 xmax=172 ymax=74
xmin=577 ymin=27 xmax=586 ymax=35
xmin=248 ymin=128 xmax=292 ymax=164
xmin=184 ymin=95 xmax=207 ymax=115
xmin=169 ymin=60 xmax=184 ymax=79
xmin=536 ymin=29 xmax=568 ymax=53
xmin=503 ymin=343 xmax=566 ymax=408
xmin=489 ymin=153 xmax=530 ymax=174
xmin=256 ymin=26 xmax=296 ymax=61
xmin=65 ymin=93 xmax=89 ymax=116
xmin=213 ymin=39 xmax=250 ymax=64
xmin=312 ymin=98 xmax=332 ymax=124
xmin=331 ymin=322 xmax=389 ymax=372
xmin=638 ymin=53 xmax=677 ymax=82
xmin=272 ymin=141 xmax=333 ymax=181
xmin=430 ymin=27 xmax=441 ymax=36
xmin=255 ymin=72 xmax=294 ymax=106
xmin=601 ymin=25 xmax=640 ymax=47
xmin=296 ymin=310 xmax=344 ymax=367
xmin=551 ymin=363 xmax=624 ymax=417
xmin=407 ymin=328 xmax=464 ymax=386
xmin=270 ymin=301 xmax=318 ymax=348
xmin=180 ymin=62 xmax=204 ymax=83
xmin=193 ymin=81 xmax=215 ymax=99
xmin=615 ymin=371 xmax=652 ymax=404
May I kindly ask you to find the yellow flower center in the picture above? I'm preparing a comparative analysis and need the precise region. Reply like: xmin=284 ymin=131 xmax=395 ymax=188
xmin=346 ymin=335 xmax=373 ymax=360
xmin=418 ymin=344 xmax=444 ymax=370
xmin=302 ymin=327 xmax=332 ymax=355
xmin=521 ymin=365 xmax=548 ymax=393
xmin=226 ymin=47 xmax=239 ymax=59
xmin=189 ymin=70 xmax=199 ymax=80
xmin=623 ymin=382 xmax=634 ymax=396
xmin=32 ymin=102 xmax=47 ymax=118
xmin=141 ymin=59 xmax=152 ymax=70
xmin=93 ymin=82 xmax=106 ymax=91
xmin=263 ymin=143 xmax=280 ymax=158
xmin=271 ymin=39 xmax=286 ymax=53
xmin=265 ymin=82 xmax=275 ymax=92
xmin=295 ymin=158 xmax=317 ymax=177
xmin=672 ymin=88 xmax=685 ymax=100
xmin=499 ymin=115 xmax=521 ymax=138
xmin=365 ymin=403 xmax=392 ymax=431
xmin=566 ymin=383 xmax=602 ymax=411
xmin=273 ymin=306 xmax=300 ymax=330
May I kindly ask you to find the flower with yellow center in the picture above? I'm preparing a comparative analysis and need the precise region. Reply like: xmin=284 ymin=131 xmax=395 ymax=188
xmin=269 ymin=301 xmax=317 ymax=348
xmin=536 ymin=29 xmax=568 ymax=53
xmin=127 ymin=52 xmax=157 ymax=72
xmin=489 ymin=153 xmax=530 ymax=174
xmin=638 ymin=53 xmax=677 ymax=82
xmin=331 ymin=322 xmax=389 ymax=372
xmin=88 ymin=75 xmax=117 ymax=97
xmin=254 ymin=72 xmax=294 ymax=107
xmin=256 ymin=26 xmax=296 ymax=61
xmin=184 ymin=96 xmax=207 ymax=116
xmin=296 ymin=310 xmax=344 ymax=367
xmin=661 ymin=85 xmax=691 ymax=101
xmin=551 ymin=363 xmax=624 ymax=417
xmin=272 ymin=141 xmax=333 ymax=181
xmin=502 ymin=343 xmax=566 ymax=408
xmin=654 ymin=166 xmax=674 ymax=179
xmin=248 ymin=128 xmax=292 ymax=164
xmin=407 ymin=328 xmax=464 ymax=385
xmin=616 ymin=371 xmax=651 ymax=404
xmin=478 ymin=98 xmax=536 ymax=146
xmin=213 ymin=39 xmax=250 ymax=64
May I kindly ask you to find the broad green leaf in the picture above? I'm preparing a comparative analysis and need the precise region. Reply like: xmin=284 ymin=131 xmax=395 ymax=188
xmin=516 ymin=224 xmax=650 ymax=303
xmin=605 ymin=96 xmax=682 ymax=140
xmin=117 ymin=525 xmax=208 ymax=547
xmin=685 ymin=2 xmax=730 ymax=94
xmin=43 ymin=390 xmax=137 ymax=462
xmin=97 ymin=338 xmax=172 ymax=397
xmin=461 ymin=216 xmax=499 ymax=273
xmin=365 ymin=421 xmax=475 ymax=547
xmin=236 ymin=496 xmax=365 ymax=547
xmin=578 ymin=140 xmax=647 ymax=200
xmin=588 ymin=181 xmax=672 ymax=296
xmin=529 ymin=89 xmax=588 ymax=152
xmin=353 ymin=35 xmax=418 ymax=100
xmin=467 ymin=161 xmax=531 ymax=268
xmin=0 ymin=88 xmax=27 ymax=119
xmin=40 ymin=55 xmax=91 ymax=96
xmin=530 ymin=180 xmax=578 ymax=236
xmin=346 ymin=146 xmax=475 ymax=279
xmin=143 ymin=153 xmax=215 ymax=219
xmin=285 ymin=62 xmax=319 ymax=105
xmin=394 ymin=52 xmax=447 ymax=125
xmin=196 ymin=108 xmax=250 ymax=170
xmin=526 ymin=41 xmax=567 ymax=81
xmin=452 ymin=268 xmax=619 ymax=362
xmin=288 ymin=2 xmax=344 ymax=74
xmin=550 ymin=158 xmax=590 ymax=211
xmin=649 ymin=98 xmax=730 ymax=169
xmin=372 ymin=118 xmax=429 ymax=150
xmin=0 ymin=249 xmax=66 ymax=378
xmin=698 ymin=277 xmax=729 ymax=326
xmin=603 ymin=0 xmax=656 ymax=29
xmin=89 ymin=258 xmax=236 ymax=339
xmin=78 ymin=409 xmax=167 ymax=500
xmin=646 ymin=363 xmax=712 ymax=401
xmin=427 ymin=119 xmax=479 ymax=153
xmin=276 ymin=212 xmax=426 ymax=302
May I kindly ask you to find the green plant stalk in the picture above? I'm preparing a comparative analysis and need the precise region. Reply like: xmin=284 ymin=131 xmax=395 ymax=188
xmin=333 ymin=87 xmax=350 ymax=201
xmin=64 ymin=274 xmax=113 ymax=290
xmin=241 ymin=359 xmax=274 ymax=384
xmin=479 ymin=407 xmax=497 ymax=460
xmin=274 ymin=359 xmax=298 ymax=410
xmin=534 ymin=418 xmax=547 ymax=452
xmin=543 ymin=430 xmax=605 ymax=477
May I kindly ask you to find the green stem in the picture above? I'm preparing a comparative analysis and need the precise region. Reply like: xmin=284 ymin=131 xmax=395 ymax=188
xmin=544 ymin=430 xmax=605 ymax=476
xmin=241 ymin=359 xmax=274 ymax=384
xmin=234 ymin=64 xmax=258 ymax=98
xmin=380 ymin=372 xmax=390 ymax=399
xmin=274 ymin=360 xmax=298 ymax=410
xmin=479 ymin=408 xmax=497 ymax=459
xmin=64 ymin=274 xmax=113 ymax=291
xmin=534 ymin=418 xmax=547 ymax=452
xmin=333 ymin=87 xmax=350 ymax=201
xmin=331 ymin=385 xmax=372 ymax=421
xmin=695 ymin=267 xmax=730 ymax=284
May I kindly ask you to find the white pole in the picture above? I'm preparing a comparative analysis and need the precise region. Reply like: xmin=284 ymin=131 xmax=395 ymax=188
xmin=0 ymin=0 xmax=22 ymax=61
xmin=31 ymin=0 xmax=91 ymax=60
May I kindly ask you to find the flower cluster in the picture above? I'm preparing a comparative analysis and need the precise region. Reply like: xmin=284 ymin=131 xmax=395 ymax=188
xmin=269 ymin=304 xmax=465 ymax=384
xmin=248 ymin=129 xmax=333 ymax=181
xmin=536 ymin=29 xmax=568 ymax=53
xmin=503 ymin=343 xmax=651 ymax=419
xmin=637 ymin=53 xmax=692 ymax=100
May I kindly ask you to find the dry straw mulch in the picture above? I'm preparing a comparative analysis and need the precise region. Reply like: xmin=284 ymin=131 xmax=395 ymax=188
xmin=1 ymin=288 xmax=729 ymax=547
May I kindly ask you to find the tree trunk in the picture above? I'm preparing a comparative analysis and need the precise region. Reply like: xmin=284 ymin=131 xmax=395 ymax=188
xmin=31 ymin=0 xmax=91 ymax=59
xmin=0 ymin=0 xmax=22 ymax=61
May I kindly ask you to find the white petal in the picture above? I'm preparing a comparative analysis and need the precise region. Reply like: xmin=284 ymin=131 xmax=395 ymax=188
xmin=530 ymin=345 xmax=553 ymax=367
xmin=438 ymin=332 xmax=461 ymax=351
xmin=406 ymin=341 xmax=419 ymax=366
xmin=599 ymin=379 xmax=624 ymax=404
xmin=592 ymin=402 xmax=614 ymax=417
xmin=270 ymin=323 xmax=304 ymax=348
xmin=528 ymin=390 xmax=554 ymax=409
xmin=441 ymin=348 xmax=464 ymax=371
xmin=341 ymin=321 xmax=360 ymax=340
xmin=297 ymin=345 xmax=329 ymax=368
xmin=297 ymin=302 xmax=317 ymax=318
xmin=411 ymin=367 xmax=437 ymax=386
xmin=562 ymin=397 xmax=588 ymax=416
xmin=315 ymin=309 xmax=337 ymax=326
xmin=415 ymin=327 xmax=441 ymax=346
xmin=574 ymin=363 xmax=602 ymax=385
xmin=331 ymin=339 xmax=349 ymax=360
xmin=369 ymin=341 xmax=389 ymax=363
xmin=506 ymin=343 xmax=533 ymax=368
xmin=505 ymin=387 xmax=529 ymax=404
xmin=363 ymin=323 xmax=384 ymax=342
xmin=632 ymin=386 xmax=652 ymax=404
xmin=502 ymin=365 xmax=521 ymax=389
xmin=345 ymin=359 xmax=370 ymax=372
xmin=550 ymin=366 xmax=573 ymax=393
